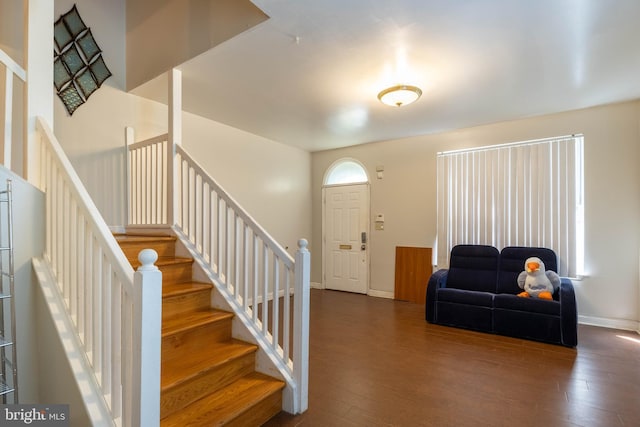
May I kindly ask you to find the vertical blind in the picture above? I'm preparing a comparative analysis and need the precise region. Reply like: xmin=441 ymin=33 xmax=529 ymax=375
xmin=436 ymin=135 xmax=584 ymax=277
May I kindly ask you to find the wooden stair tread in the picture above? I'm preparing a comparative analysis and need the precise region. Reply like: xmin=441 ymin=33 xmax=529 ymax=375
xmin=116 ymin=232 xmax=284 ymax=425
xmin=129 ymin=256 xmax=192 ymax=269
xmin=162 ymin=309 xmax=234 ymax=338
xmin=114 ymin=234 xmax=176 ymax=243
xmin=163 ymin=281 xmax=213 ymax=298
xmin=160 ymin=372 xmax=285 ymax=426
xmin=161 ymin=339 xmax=257 ymax=390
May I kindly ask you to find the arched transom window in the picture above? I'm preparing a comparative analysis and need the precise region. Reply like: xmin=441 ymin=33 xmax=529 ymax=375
xmin=324 ymin=159 xmax=368 ymax=185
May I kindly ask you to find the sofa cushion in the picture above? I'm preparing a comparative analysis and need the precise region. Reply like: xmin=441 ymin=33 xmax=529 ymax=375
xmin=494 ymin=293 xmax=560 ymax=316
xmin=446 ymin=245 xmax=499 ymax=293
xmin=438 ymin=288 xmax=494 ymax=307
xmin=436 ymin=302 xmax=493 ymax=332
xmin=493 ymin=309 xmax=562 ymax=344
xmin=497 ymin=246 xmax=559 ymax=295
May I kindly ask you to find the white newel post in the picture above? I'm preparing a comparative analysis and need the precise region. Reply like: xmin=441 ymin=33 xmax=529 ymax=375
xmin=132 ymin=249 xmax=162 ymax=426
xmin=293 ymin=239 xmax=310 ymax=414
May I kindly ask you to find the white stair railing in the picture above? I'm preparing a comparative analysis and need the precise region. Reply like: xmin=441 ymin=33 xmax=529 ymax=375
xmin=36 ymin=117 xmax=162 ymax=427
xmin=126 ymin=133 xmax=310 ymax=414
xmin=125 ymin=132 xmax=171 ymax=227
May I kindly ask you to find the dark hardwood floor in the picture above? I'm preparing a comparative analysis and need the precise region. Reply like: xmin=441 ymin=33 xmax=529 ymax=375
xmin=265 ymin=289 xmax=640 ymax=427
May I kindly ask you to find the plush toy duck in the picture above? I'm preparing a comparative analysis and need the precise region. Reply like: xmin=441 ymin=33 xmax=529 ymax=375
xmin=517 ymin=257 xmax=560 ymax=300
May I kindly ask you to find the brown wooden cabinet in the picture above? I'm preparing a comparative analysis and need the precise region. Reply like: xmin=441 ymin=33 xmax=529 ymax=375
xmin=394 ymin=246 xmax=432 ymax=304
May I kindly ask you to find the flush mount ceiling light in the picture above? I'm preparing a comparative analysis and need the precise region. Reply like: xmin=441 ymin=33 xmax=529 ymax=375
xmin=377 ymin=84 xmax=422 ymax=107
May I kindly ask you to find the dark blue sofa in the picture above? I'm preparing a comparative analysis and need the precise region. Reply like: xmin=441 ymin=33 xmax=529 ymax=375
xmin=426 ymin=245 xmax=577 ymax=347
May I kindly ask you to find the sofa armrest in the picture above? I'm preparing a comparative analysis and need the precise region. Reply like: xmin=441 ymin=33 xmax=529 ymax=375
xmin=426 ymin=269 xmax=449 ymax=323
xmin=559 ymin=278 xmax=578 ymax=347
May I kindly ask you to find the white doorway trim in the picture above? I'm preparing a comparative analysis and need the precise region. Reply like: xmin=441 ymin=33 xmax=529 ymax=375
xmin=322 ymin=158 xmax=370 ymax=293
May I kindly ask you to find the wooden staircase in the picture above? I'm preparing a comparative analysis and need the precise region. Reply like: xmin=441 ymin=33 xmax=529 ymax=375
xmin=116 ymin=234 xmax=285 ymax=426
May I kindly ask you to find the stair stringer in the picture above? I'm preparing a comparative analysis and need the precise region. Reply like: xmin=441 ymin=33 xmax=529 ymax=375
xmin=170 ymin=226 xmax=300 ymax=414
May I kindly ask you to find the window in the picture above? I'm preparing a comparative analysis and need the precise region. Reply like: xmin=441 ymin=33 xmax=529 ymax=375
xmin=324 ymin=159 xmax=368 ymax=185
xmin=436 ymin=135 xmax=584 ymax=277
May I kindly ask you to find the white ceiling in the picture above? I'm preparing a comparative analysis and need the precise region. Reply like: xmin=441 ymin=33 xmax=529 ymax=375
xmin=131 ymin=0 xmax=640 ymax=152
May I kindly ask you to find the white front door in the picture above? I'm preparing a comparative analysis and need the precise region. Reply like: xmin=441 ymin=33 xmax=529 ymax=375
xmin=323 ymin=184 xmax=369 ymax=294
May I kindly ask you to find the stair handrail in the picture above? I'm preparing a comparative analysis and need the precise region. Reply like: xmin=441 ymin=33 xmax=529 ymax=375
xmin=36 ymin=117 xmax=162 ymax=427
xmin=126 ymin=133 xmax=310 ymax=414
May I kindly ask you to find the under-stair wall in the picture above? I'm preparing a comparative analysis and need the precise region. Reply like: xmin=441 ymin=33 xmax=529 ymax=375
xmin=0 ymin=166 xmax=44 ymax=403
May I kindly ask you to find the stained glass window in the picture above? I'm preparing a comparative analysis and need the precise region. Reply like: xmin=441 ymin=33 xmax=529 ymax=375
xmin=77 ymin=29 xmax=101 ymax=63
xmin=58 ymin=84 xmax=85 ymax=115
xmin=53 ymin=56 xmax=72 ymax=92
xmin=89 ymin=56 xmax=112 ymax=88
xmin=53 ymin=5 xmax=111 ymax=115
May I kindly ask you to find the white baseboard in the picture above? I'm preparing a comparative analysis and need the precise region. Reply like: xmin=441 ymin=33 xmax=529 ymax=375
xmin=578 ymin=315 xmax=640 ymax=333
xmin=312 ymin=284 xmax=394 ymax=299
xmin=367 ymin=289 xmax=394 ymax=299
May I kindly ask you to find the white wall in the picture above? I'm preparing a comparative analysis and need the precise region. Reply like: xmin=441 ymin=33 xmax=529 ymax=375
xmin=182 ymin=115 xmax=312 ymax=255
xmin=0 ymin=0 xmax=24 ymax=65
xmin=312 ymin=100 xmax=640 ymax=329
xmin=0 ymin=166 xmax=45 ymax=403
